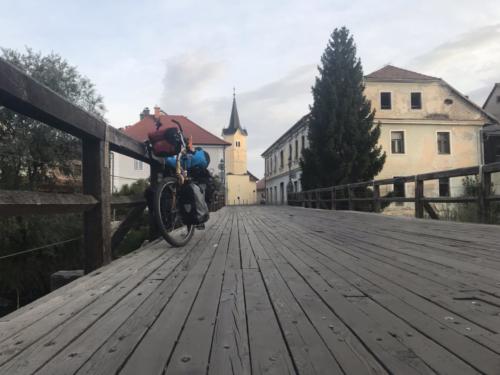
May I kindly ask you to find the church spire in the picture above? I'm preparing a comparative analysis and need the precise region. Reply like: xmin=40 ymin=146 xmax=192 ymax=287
xmin=223 ymin=89 xmax=248 ymax=136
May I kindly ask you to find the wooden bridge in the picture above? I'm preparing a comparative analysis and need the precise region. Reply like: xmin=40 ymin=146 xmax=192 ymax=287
xmin=2 ymin=57 xmax=500 ymax=374
xmin=1 ymin=206 xmax=500 ymax=374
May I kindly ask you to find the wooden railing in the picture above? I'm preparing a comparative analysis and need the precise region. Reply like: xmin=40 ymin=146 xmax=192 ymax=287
xmin=0 ymin=57 xmax=223 ymax=272
xmin=288 ymin=163 xmax=500 ymax=223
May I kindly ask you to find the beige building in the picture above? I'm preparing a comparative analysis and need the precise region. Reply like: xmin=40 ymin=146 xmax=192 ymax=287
xmin=365 ymin=65 xmax=496 ymax=198
xmin=222 ymin=95 xmax=258 ymax=205
xmin=262 ymin=115 xmax=309 ymax=204
xmin=264 ymin=65 xmax=497 ymax=205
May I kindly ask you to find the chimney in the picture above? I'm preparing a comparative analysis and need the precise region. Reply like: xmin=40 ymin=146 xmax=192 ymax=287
xmin=154 ymin=105 xmax=161 ymax=119
xmin=140 ymin=107 xmax=150 ymax=120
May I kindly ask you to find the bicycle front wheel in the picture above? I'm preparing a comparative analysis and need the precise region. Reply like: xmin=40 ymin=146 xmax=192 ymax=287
xmin=154 ymin=177 xmax=194 ymax=247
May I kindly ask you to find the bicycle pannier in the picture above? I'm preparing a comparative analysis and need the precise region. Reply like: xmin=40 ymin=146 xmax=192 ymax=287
xmin=179 ymin=182 xmax=210 ymax=225
xmin=148 ymin=127 xmax=182 ymax=157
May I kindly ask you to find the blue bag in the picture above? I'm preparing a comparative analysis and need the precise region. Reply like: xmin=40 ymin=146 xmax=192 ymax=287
xmin=165 ymin=147 xmax=210 ymax=170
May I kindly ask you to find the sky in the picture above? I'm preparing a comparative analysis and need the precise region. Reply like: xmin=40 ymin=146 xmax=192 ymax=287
xmin=2 ymin=0 xmax=500 ymax=178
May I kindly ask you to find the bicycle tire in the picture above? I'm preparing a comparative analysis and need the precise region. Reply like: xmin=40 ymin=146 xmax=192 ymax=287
xmin=154 ymin=177 xmax=194 ymax=247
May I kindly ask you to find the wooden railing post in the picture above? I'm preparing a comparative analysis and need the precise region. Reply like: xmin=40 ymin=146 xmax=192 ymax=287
xmin=82 ymin=137 xmax=111 ymax=272
xmin=478 ymin=165 xmax=491 ymax=223
xmin=347 ymin=184 xmax=354 ymax=210
xmin=415 ymin=176 xmax=424 ymax=218
xmin=373 ymin=182 xmax=381 ymax=213
xmin=330 ymin=188 xmax=335 ymax=210
xmin=316 ymin=190 xmax=321 ymax=209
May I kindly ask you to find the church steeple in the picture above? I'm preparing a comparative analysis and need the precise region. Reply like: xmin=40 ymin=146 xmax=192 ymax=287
xmin=222 ymin=90 xmax=248 ymax=136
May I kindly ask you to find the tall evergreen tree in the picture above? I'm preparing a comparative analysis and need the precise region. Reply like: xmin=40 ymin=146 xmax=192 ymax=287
xmin=300 ymin=27 xmax=385 ymax=190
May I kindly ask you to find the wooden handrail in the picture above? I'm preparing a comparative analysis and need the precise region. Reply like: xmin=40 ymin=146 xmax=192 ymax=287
xmin=289 ymin=161 xmax=500 ymax=223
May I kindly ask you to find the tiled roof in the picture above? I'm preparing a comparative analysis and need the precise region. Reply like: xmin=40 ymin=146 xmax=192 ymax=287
xmin=365 ymin=65 xmax=439 ymax=81
xmin=247 ymin=171 xmax=259 ymax=182
xmin=121 ymin=114 xmax=230 ymax=146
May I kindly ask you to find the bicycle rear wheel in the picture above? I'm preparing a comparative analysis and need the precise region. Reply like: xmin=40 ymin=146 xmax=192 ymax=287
xmin=154 ymin=177 xmax=194 ymax=247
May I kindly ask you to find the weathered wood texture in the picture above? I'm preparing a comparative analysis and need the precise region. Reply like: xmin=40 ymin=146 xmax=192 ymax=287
xmin=0 ymin=190 xmax=97 ymax=216
xmin=0 ymin=57 xmax=149 ymax=162
xmin=1 ymin=206 xmax=499 ymax=374
xmin=289 ymin=161 xmax=500 ymax=222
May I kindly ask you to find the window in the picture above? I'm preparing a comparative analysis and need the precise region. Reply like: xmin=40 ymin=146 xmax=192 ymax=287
xmin=496 ymin=145 xmax=500 ymax=162
xmin=301 ymin=135 xmax=305 ymax=151
xmin=439 ymin=177 xmax=450 ymax=197
xmin=411 ymin=92 xmax=422 ymax=109
xmin=134 ymin=160 xmax=143 ymax=170
xmin=391 ymin=131 xmax=405 ymax=154
xmin=496 ymin=95 xmax=500 ymax=103
xmin=280 ymin=150 xmax=284 ymax=168
xmin=380 ymin=92 xmax=391 ymax=110
xmin=274 ymin=155 xmax=277 ymax=172
xmin=288 ymin=144 xmax=292 ymax=162
xmin=295 ymin=139 xmax=299 ymax=159
xmin=235 ymin=141 xmax=240 ymax=147
xmin=437 ymin=132 xmax=450 ymax=154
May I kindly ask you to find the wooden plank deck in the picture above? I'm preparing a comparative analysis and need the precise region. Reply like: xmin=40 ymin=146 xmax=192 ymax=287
xmin=1 ymin=206 xmax=500 ymax=374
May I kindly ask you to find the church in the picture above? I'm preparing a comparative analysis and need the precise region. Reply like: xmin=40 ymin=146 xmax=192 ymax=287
xmin=222 ymin=94 xmax=258 ymax=205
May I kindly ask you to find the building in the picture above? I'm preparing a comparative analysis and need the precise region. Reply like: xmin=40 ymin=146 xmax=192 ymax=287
xmin=112 ymin=106 xmax=229 ymax=191
xmin=483 ymin=83 xmax=500 ymax=122
xmin=261 ymin=115 xmax=309 ymax=204
xmin=263 ymin=65 xmax=496 ymax=204
xmin=222 ymin=94 xmax=258 ymax=205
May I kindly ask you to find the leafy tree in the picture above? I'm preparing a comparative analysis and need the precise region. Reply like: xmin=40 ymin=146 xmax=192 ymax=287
xmin=0 ymin=48 xmax=105 ymax=315
xmin=300 ymin=27 xmax=385 ymax=190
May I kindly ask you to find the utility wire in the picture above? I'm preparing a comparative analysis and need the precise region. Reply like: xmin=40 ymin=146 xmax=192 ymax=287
xmin=0 ymin=237 xmax=82 ymax=261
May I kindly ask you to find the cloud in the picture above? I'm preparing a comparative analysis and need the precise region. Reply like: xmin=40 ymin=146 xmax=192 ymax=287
xmin=161 ymin=54 xmax=316 ymax=178
xmin=160 ymin=52 xmax=226 ymax=113
xmin=409 ymin=24 xmax=500 ymax=105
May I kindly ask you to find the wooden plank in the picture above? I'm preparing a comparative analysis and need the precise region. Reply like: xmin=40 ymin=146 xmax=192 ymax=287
xmin=0 ymin=246 xmax=178 ymax=370
xmin=34 ymin=218 xmax=226 ymax=375
xmin=259 ymin=208 xmax=500 ymax=371
xmin=247 ymin=216 xmax=430 ymax=374
xmin=165 ymin=218 xmax=231 ymax=374
xmin=256 ymin=258 xmax=344 ymax=374
xmin=110 ymin=195 xmax=146 ymax=208
xmin=111 ymin=204 xmax=146 ymax=252
xmin=207 ymin=212 xmax=250 ymax=375
xmin=0 ymin=57 xmax=150 ymax=162
xmin=118 ymin=216 xmax=230 ymax=375
xmin=73 ymin=212 xmax=227 ymax=375
xmin=269 ymin=221 xmax=492 ymax=373
xmin=423 ymin=202 xmax=439 ymax=220
xmin=0 ymin=240 xmax=167 ymax=338
xmin=208 ymin=268 xmax=251 ymax=375
xmin=243 ymin=269 xmax=297 ymax=375
xmin=0 ymin=190 xmax=97 ymax=216
xmin=417 ymin=166 xmax=479 ymax=181
xmin=247 ymin=218 xmax=386 ymax=374
xmin=237 ymin=210 xmax=258 ymax=269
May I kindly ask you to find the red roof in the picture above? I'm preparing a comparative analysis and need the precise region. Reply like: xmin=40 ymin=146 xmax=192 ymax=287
xmin=365 ymin=65 xmax=438 ymax=81
xmin=121 ymin=114 xmax=230 ymax=146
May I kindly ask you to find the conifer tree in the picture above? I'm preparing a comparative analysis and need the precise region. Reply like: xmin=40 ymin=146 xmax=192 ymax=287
xmin=300 ymin=27 xmax=385 ymax=189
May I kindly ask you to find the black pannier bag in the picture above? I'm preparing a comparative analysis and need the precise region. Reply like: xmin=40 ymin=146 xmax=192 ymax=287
xmin=179 ymin=182 xmax=210 ymax=225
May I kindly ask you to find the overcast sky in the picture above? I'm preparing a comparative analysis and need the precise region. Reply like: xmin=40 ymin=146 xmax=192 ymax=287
xmin=2 ymin=0 xmax=500 ymax=177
